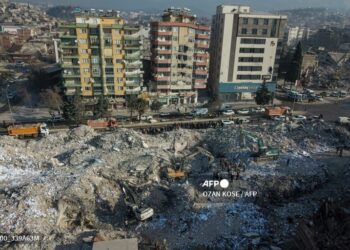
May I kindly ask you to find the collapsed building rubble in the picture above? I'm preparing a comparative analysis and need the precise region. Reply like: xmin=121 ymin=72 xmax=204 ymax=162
xmin=0 ymin=120 xmax=349 ymax=249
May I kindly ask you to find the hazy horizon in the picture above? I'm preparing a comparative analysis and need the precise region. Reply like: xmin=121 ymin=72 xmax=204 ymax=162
xmin=13 ymin=0 xmax=350 ymax=16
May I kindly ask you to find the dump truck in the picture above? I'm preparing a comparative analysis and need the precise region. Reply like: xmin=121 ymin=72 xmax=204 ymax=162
xmin=265 ymin=106 xmax=289 ymax=118
xmin=7 ymin=123 xmax=49 ymax=138
xmin=87 ymin=118 xmax=117 ymax=129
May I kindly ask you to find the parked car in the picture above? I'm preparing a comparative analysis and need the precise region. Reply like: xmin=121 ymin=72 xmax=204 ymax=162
xmin=191 ymin=108 xmax=209 ymax=116
xmin=48 ymin=116 xmax=65 ymax=123
xmin=148 ymin=119 xmax=158 ymax=123
xmin=273 ymin=115 xmax=287 ymax=121
xmin=237 ymin=109 xmax=250 ymax=115
xmin=159 ymin=112 xmax=171 ymax=117
xmin=140 ymin=115 xmax=153 ymax=121
xmin=292 ymin=115 xmax=307 ymax=121
xmin=221 ymin=119 xmax=235 ymax=126
xmin=222 ymin=109 xmax=235 ymax=116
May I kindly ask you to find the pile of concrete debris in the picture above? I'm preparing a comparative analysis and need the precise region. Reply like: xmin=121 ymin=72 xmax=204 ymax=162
xmin=0 ymin=120 xmax=347 ymax=249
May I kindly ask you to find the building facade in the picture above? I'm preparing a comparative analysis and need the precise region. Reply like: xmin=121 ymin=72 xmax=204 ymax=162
xmin=150 ymin=8 xmax=210 ymax=105
xmin=59 ymin=10 xmax=143 ymax=106
xmin=209 ymin=5 xmax=287 ymax=102
xmin=286 ymin=26 xmax=310 ymax=46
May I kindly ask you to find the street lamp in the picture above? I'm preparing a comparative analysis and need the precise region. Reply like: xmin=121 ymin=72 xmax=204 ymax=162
xmin=6 ymin=84 xmax=14 ymax=125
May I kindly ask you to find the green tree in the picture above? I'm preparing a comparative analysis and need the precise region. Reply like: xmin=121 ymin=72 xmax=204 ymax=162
xmin=255 ymin=82 xmax=272 ymax=106
xmin=62 ymin=88 xmax=85 ymax=124
xmin=286 ymin=42 xmax=303 ymax=84
xmin=94 ymin=95 xmax=109 ymax=119
xmin=135 ymin=98 xmax=149 ymax=119
xmin=150 ymin=100 xmax=163 ymax=113
xmin=126 ymin=95 xmax=138 ymax=119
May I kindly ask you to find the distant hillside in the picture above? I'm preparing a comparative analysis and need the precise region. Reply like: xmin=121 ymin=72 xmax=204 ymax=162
xmin=46 ymin=6 xmax=78 ymax=20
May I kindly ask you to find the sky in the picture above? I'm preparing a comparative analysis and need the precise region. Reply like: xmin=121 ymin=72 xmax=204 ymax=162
xmin=17 ymin=0 xmax=350 ymax=16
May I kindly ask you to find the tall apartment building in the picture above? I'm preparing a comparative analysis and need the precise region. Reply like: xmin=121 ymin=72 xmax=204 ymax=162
xmin=59 ymin=10 xmax=143 ymax=106
xmin=209 ymin=5 xmax=287 ymax=102
xmin=150 ymin=8 xmax=210 ymax=105
xmin=286 ymin=26 xmax=310 ymax=46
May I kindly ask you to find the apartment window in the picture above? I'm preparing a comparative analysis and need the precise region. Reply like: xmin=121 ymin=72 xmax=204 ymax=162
xmin=103 ymin=28 xmax=112 ymax=34
xmin=118 ymin=86 xmax=123 ymax=90
xmin=116 ymin=68 xmax=123 ymax=73
xmin=253 ymin=18 xmax=259 ymax=25
xmin=106 ymin=77 xmax=114 ymax=83
xmin=78 ymin=39 xmax=87 ymax=45
xmin=83 ymin=68 xmax=90 ymax=73
xmin=92 ymin=67 xmax=100 ymax=75
xmin=189 ymin=28 xmax=195 ymax=34
xmin=114 ymin=29 xmax=121 ymax=35
xmin=115 ymin=49 xmax=122 ymax=54
xmin=237 ymin=75 xmax=261 ymax=80
xmin=243 ymin=18 xmax=248 ymax=24
xmin=80 ymin=49 xmax=88 ymax=54
xmin=104 ymin=38 xmax=112 ymax=47
xmin=105 ymin=58 xmax=113 ymax=65
xmin=264 ymin=19 xmax=269 ymax=25
xmin=239 ymin=57 xmax=264 ymax=63
xmin=115 ymin=40 xmax=121 ymax=45
xmin=239 ymin=48 xmax=265 ymax=53
xmin=241 ymin=38 xmax=266 ymax=44
xmin=91 ymin=57 xmax=99 ymax=64
xmin=172 ymin=36 xmax=178 ymax=41
xmin=262 ymin=29 xmax=268 ymax=35
xmin=241 ymin=28 xmax=247 ymax=35
xmin=252 ymin=29 xmax=258 ymax=35
xmin=80 ymin=28 xmax=87 ymax=34
xmin=84 ymin=77 xmax=90 ymax=83
xmin=82 ymin=58 xmax=89 ymax=63
xmin=90 ymin=37 xmax=99 ymax=45
xmin=117 ymin=77 xmax=123 ymax=82
xmin=105 ymin=68 xmax=114 ymax=75
xmin=85 ymin=86 xmax=91 ymax=90
xmin=90 ymin=28 xmax=99 ymax=35
xmin=237 ymin=66 xmax=262 ymax=71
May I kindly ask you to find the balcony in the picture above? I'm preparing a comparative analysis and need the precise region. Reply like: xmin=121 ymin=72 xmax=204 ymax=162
xmin=61 ymin=42 xmax=77 ymax=48
xmin=194 ymin=61 xmax=208 ymax=66
xmin=154 ymin=58 xmax=171 ymax=64
xmin=170 ymin=84 xmax=192 ymax=90
xmin=125 ymin=51 xmax=141 ymax=59
xmin=193 ymin=79 xmax=207 ymax=84
xmin=126 ymin=87 xmax=141 ymax=94
xmin=193 ymin=83 xmax=207 ymax=89
xmin=60 ymin=33 xmax=76 ymax=38
xmin=153 ymin=67 xmax=171 ymax=73
xmin=124 ymin=33 xmax=141 ymax=40
xmin=155 ymin=76 xmax=171 ymax=81
xmin=154 ymin=31 xmax=173 ymax=36
xmin=62 ymin=63 xmax=80 ymax=68
xmin=126 ymin=80 xmax=140 ymax=86
xmin=155 ymin=49 xmax=172 ymax=55
xmin=195 ymin=42 xmax=209 ymax=49
xmin=125 ymin=60 xmax=142 ymax=68
xmin=193 ymin=69 xmax=208 ymax=75
xmin=125 ymin=69 xmax=143 ymax=76
xmin=63 ymin=72 xmax=80 ymax=78
xmin=195 ymin=33 xmax=210 ymax=40
xmin=154 ymin=40 xmax=172 ymax=46
xmin=156 ymin=84 xmax=171 ymax=90
xmin=194 ymin=52 xmax=209 ymax=58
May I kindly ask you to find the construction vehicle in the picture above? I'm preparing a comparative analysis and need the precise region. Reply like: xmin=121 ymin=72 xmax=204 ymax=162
xmin=119 ymin=182 xmax=154 ymax=221
xmin=7 ymin=123 xmax=49 ymax=138
xmin=265 ymin=106 xmax=289 ymax=118
xmin=239 ymin=128 xmax=279 ymax=161
xmin=87 ymin=118 xmax=117 ymax=129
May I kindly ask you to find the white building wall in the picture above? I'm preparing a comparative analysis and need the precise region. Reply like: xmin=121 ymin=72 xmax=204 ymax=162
xmin=232 ymin=37 xmax=278 ymax=83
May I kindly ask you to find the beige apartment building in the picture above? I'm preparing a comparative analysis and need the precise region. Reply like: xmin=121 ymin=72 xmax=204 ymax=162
xmin=150 ymin=8 xmax=210 ymax=105
xmin=59 ymin=10 xmax=143 ymax=106
xmin=209 ymin=5 xmax=287 ymax=103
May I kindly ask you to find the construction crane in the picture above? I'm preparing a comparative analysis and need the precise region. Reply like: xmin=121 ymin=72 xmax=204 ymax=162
xmin=239 ymin=128 xmax=280 ymax=161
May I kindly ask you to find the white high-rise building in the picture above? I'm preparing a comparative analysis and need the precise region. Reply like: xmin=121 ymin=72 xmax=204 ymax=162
xmin=209 ymin=5 xmax=287 ymax=102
